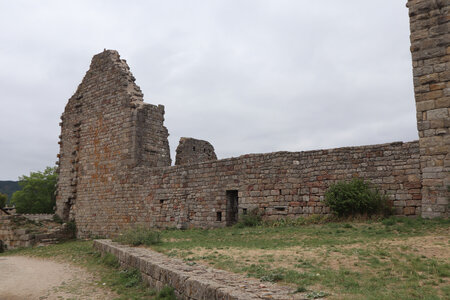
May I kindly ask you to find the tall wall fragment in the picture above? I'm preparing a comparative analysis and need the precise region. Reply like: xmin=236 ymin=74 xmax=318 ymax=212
xmin=55 ymin=51 xmax=425 ymax=237
xmin=407 ymin=0 xmax=449 ymax=218
xmin=175 ymin=137 xmax=217 ymax=166
xmin=54 ymin=1 xmax=450 ymax=237
xmin=55 ymin=50 xmax=171 ymax=228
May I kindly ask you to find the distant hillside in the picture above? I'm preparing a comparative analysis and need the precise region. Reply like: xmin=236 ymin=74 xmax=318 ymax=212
xmin=0 ymin=181 xmax=20 ymax=203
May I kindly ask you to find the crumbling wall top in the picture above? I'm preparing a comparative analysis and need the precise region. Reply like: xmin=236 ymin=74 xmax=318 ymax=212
xmin=175 ymin=137 xmax=217 ymax=166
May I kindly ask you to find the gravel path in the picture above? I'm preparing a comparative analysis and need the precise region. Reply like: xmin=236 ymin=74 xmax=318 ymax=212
xmin=0 ymin=256 xmax=116 ymax=300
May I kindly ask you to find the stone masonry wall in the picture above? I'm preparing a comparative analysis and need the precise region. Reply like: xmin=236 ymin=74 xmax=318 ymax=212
xmin=21 ymin=214 xmax=54 ymax=222
xmin=139 ymin=142 xmax=421 ymax=230
xmin=135 ymin=103 xmax=171 ymax=168
xmin=55 ymin=50 xmax=171 ymax=223
xmin=57 ymin=0 xmax=450 ymax=237
xmin=0 ymin=215 xmax=36 ymax=249
xmin=407 ymin=0 xmax=449 ymax=218
xmin=0 ymin=215 xmax=70 ymax=250
xmin=175 ymin=137 xmax=217 ymax=166
xmin=74 ymin=140 xmax=421 ymax=237
xmin=55 ymin=50 xmax=424 ymax=238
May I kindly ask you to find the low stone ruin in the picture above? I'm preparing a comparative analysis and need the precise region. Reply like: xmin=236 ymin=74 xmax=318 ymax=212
xmin=0 ymin=214 xmax=73 ymax=250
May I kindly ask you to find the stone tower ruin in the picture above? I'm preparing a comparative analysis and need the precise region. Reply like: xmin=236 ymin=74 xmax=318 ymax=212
xmin=55 ymin=0 xmax=448 ymax=237
xmin=407 ymin=0 xmax=449 ymax=218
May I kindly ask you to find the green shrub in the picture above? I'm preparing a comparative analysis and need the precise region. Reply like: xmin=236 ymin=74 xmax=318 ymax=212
xmin=0 ymin=193 xmax=7 ymax=209
xmin=155 ymin=286 xmax=177 ymax=300
xmin=381 ymin=217 xmax=397 ymax=226
xmin=65 ymin=220 xmax=77 ymax=238
xmin=119 ymin=268 xmax=142 ymax=288
xmin=324 ymin=178 xmax=392 ymax=217
xmin=52 ymin=214 xmax=63 ymax=224
xmin=101 ymin=252 xmax=120 ymax=268
xmin=306 ymin=291 xmax=330 ymax=299
xmin=113 ymin=226 xmax=161 ymax=246
xmin=234 ymin=208 xmax=262 ymax=228
xmin=260 ymin=272 xmax=284 ymax=282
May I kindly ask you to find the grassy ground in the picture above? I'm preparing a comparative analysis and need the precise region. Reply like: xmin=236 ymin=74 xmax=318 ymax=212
xmin=0 ymin=241 xmax=172 ymax=300
xmin=148 ymin=217 xmax=450 ymax=300
xmin=1 ymin=217 xmax=448 ymax=299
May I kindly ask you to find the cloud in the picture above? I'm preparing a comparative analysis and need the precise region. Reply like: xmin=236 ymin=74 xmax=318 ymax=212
xmin=0 ymin=0 xmax=417 ymax=179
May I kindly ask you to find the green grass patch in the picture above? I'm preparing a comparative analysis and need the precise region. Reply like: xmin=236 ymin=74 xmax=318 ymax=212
xmin=2 ymin=217 xmax=448 ymax=300
xmin=113 ymin=226 xmax=161 ymax=246
xmin=148 ymin=217 xmax=449 ymax=300
xmin=234 ymin=208 xmax=262 ymax=228
xmin=155 ymin=286 xmax=177 ymax=300
xmin=101 ymin=252 xmax=121 ymax=268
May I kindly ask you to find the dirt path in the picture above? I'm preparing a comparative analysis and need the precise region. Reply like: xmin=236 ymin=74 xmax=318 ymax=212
xmin=0 ymin=256 xmax=117 ymax=300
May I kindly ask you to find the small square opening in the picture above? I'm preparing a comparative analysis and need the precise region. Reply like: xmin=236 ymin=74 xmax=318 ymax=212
xmin=216 ymin=211 xmax=222 ymax=221
xmin=160 ymin=199 xmax=164 ymax=204
xmin=243 ymin=208 xmax=248 ymax=215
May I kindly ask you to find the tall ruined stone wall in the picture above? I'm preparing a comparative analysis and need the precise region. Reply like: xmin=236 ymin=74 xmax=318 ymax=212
xmin=55 ymin=51 xmax=424 ymax=238
xmin=55 ymin=50 xmax=171 ymax=224
xmin=407 ymin=0 xmax=449 ymax=218
xmin=135 ymin=103 xmax=171 ymax=168
xmin=55 ymin=0 xmax=450 ymax=237
xmin=74 ymin=141 xmax=421 ymax=237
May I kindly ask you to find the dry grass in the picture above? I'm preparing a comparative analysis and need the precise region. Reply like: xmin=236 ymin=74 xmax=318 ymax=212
xmin=152 ymin=217 xmax=450 ymax=300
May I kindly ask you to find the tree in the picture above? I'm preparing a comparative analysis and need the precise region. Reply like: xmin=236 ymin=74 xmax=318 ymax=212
xmin=0 ymin=193 xmax=6 ymax=208
xmin=11 ymin=167 xmax=58 ymax=214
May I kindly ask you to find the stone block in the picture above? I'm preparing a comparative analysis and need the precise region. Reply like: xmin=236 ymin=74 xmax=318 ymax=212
xmin=416 ymin=100 xmax=435 ymax=111
xmin=184 ymin=278 xmax=208 ymax=299
xmin=427 ymin=108 xmax=449 ymax=120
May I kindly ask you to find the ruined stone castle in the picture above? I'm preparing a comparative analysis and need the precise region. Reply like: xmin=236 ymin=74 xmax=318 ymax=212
xmin=55 ymin=0 xmax=449 ymax=237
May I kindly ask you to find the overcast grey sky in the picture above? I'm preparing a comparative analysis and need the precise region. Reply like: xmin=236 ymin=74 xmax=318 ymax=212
xmin=0 ymin=0 xmax=417 ymax=180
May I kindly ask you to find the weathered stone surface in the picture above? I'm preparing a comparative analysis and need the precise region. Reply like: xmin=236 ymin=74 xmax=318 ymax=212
xmin=53 ymin=0 xmax=449 ymax=239
xmin=0 ymin=215 xmax=71 ymax=250
xmin=94 ymin=240 xmax=307 ymax=299
xmin=55 ymin=50 xmax=171 ymax=228
xmin=175 ymin=137 xmax=217 ymax=166
xmin=408 ymin=0 xmax=449 ymax=218
xmin=54 ymin=51 xmax=424 ymax=237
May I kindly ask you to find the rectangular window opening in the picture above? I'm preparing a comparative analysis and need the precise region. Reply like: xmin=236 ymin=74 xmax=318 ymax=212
xmin=216 ymin=211 xmax=222 ymax=221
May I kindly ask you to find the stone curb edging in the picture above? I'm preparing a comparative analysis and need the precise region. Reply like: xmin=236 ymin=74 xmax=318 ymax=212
xmin=93 ymin=240 xmax=307 ymax=300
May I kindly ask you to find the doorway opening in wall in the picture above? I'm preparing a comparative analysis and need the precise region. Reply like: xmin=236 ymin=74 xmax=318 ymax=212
xmin=226 ymin=190 xmax=239 ymax=226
